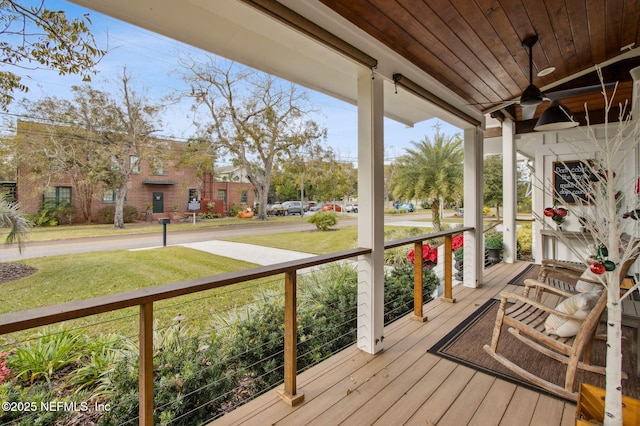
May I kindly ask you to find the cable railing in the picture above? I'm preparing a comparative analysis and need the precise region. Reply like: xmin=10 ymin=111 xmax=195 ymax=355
xmin=0 ymin=228 xmax=473 ymax=425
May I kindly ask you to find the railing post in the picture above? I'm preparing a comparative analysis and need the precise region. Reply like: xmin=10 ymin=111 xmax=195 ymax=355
xmin=411 ymin=241 xmax=427 ymax=322
xmin=139 ymin=303 xmax=154 ymax=426
xmin=277 ymin=270 xmax=304 ymax=406
xmin=442 ymin=234 xmax=456 ymax=303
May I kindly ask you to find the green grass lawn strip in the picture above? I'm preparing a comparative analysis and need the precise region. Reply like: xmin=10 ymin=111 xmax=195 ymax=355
xmin=0 ymin=247 xmax=279 ymax=344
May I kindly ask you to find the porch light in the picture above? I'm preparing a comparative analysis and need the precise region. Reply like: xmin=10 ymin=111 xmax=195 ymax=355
xmin=533 ymin=100 xmax=578 ymax=131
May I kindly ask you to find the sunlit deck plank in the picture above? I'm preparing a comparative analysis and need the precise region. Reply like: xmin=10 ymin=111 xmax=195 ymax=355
xmin=210 ymin=262 xmax=575 ymax=426
xmin=403 ymin=364 xmax=477 ymax=425
xmin=468 ymin=379 xmax=518 ymax=425
xmin=498 ymin=386 xmax=541 ymax=426
xmin=530 ymin=394 xmax=568 ymax=425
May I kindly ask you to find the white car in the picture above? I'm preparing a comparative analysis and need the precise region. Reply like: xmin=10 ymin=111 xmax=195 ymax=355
xmin=345 ymin=203 xmax=358 ymax=213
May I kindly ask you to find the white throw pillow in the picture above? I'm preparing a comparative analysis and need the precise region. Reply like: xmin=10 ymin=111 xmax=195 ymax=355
xmin=575 ymin=268 xmax=603 ymax=293
xmin=544 ymin=291 xmax=600 ymax=337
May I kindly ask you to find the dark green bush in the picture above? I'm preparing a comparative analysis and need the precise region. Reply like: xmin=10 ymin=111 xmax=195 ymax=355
xmin=96 ymin=205 xmax=139 ymax=224
xmin=484 ymin=231 xmax=504 ymax=249
xmin=27 ymin=200 xmax=62 ymax=226
xmin=297 ymin=265 xmax=359 ymax=368
xmin=99 ymin=326 xmax=235 ymax=426
xmin=55 ymin=202 xmax=78 ymax=225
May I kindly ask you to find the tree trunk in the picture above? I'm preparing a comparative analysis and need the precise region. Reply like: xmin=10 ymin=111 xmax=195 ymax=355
xmin=602 ymin=171 xmax=623 ymax=425
xmin=113 ymin=185 xmax=127 ymax=229
xmin=257 ymin=187 xmax=269 ymax=220
xmin=604 ymin=279 xmax=623 ymax=425
xmin=431 ymin=198 xmax=440 ymax=232
xmin=604 ymin=225 xmax=623 ymax=424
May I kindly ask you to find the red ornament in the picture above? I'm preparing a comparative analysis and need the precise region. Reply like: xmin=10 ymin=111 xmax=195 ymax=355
xmin=543 ymin=207 xmax=555 ymax=217
xmin=590 ymin=262 xmax=606 ymax=275
xmin=555 ymin=207 xmax=568 ymax=217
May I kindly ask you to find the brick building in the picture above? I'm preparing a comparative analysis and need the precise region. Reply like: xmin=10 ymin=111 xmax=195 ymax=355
xmin=11 ymin=120 xmax=254 ymax=222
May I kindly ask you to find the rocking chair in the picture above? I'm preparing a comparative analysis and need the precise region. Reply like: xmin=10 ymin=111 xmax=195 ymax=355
xmin=483 ymin=281 xmax=608 ymax=401
xmin=532 ymin=233 xmax=639 ymax=300
xmin=529 ymin=244 xmax=640 ymax=303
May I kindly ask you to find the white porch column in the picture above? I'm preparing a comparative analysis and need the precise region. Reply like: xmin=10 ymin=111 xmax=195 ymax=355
xmin=357 ymin=72 xmax=385 ymax=354
xmin=463 ymin=126 xmax=484 ymax=288
xmin=502 ymin=118 xmax=517 ymax=263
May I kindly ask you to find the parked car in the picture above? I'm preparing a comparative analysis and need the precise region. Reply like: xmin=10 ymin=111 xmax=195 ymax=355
xmin=304 ymin=201 xmax=317 ymax=212
xmin=322 ymin=203 xmax=342 ymax=212
xmin=269 ymin=203 xmax=285 ymax=216
xmin=308 ymin=203 xmax=324 ymax=212
xmin=345 ymin=203 xmax=358 ymax=213
xmin=282 ymin=201 xmax=303 ymax=215
xmin=396 ymin=203 xmax=414 ymax=212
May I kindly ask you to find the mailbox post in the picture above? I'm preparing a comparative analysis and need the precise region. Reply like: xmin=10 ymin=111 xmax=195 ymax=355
xmin=158 ymin=218 xmax=170 ymax=246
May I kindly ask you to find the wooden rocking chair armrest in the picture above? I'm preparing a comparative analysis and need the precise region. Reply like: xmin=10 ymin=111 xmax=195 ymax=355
xmin=523 ymin=278 xmax=574 ymax=299
xmin=498 ymin=291 xmax=587 ymax=323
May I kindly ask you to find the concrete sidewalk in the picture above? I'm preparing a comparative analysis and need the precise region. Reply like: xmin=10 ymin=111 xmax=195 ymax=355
xmin=177 ymin=241 xmax=315 ymax=266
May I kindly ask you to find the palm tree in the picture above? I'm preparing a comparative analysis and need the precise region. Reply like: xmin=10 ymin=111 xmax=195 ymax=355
xmin=0 ymin=193 xmax=31 ymax=252
xmin=391 ymin=127 xmax=463 ymax=232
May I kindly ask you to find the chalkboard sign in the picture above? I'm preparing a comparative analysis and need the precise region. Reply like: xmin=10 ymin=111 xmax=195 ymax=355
xmin=553 ymin=160 xmax=592 ymax=203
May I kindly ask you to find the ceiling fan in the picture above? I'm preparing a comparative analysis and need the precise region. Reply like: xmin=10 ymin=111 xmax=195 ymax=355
xmin=496 ymin=35 xmax=614 ymax=129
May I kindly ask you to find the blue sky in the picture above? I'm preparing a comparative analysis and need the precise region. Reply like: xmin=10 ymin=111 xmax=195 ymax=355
xmin=5 ymin=1 xmax=462 ymax=164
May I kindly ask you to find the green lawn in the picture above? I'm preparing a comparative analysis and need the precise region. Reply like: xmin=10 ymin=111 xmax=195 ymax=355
xmin=226 ymin=227 xmax=359 ymax=254
xmin=1 ymin=247 xmax=279 ymax=343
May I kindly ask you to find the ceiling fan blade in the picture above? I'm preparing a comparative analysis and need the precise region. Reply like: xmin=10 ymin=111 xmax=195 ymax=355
xmin=544 ymin=82 xmax=617 ymax=100
xmin=521 ymin=104 xmax=538 ymax=120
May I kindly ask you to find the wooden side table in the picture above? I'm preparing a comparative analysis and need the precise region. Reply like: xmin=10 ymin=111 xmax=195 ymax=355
xmin=539 ymin=229 xmax=588 ymax=261
xmin=576 ymin=383 xmax=640 ymax=425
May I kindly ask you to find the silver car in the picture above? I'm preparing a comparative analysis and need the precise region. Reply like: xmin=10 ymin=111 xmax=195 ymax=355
xmin=282 ymin=201 xmax=303 ymax=215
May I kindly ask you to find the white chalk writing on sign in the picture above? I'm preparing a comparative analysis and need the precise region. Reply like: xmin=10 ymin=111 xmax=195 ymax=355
xmin=553 ymin=160 xmax=591 ymax=203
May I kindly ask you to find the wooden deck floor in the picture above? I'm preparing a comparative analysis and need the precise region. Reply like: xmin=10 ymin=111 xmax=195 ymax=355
xmin=210 ymin=262 xmax=577 ymax=426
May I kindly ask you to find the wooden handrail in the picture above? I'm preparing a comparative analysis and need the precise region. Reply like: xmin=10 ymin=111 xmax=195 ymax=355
xmin=383 ymin=226 xmax=473 ymax=250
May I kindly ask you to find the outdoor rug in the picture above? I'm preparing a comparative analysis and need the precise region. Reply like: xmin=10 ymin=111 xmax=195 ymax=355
xmin=507 ymin=263 xmax=541 ymax=285
xmin=427 ymin=298 xmax=640 ymax=401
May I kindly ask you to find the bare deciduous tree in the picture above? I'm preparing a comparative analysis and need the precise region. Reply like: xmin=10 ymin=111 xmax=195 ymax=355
xmin=179 ymin=57 xmax=326 ymax=220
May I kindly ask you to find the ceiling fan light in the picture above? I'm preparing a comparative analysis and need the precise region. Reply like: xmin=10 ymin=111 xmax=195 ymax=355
xmin=534 ymin=100 xmax=578 ymax=131
xmin=520 ymin=84 xmax=543 ymax=106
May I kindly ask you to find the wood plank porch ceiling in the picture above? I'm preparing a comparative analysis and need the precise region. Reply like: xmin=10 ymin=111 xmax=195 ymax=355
xmin=319 ymin=0 xmax=640 ymax=129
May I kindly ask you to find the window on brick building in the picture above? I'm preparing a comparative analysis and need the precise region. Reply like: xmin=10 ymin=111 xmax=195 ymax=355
xmin=217 ymin=190 xmax=226 ymax=201
xmin=43 ymin=186 xmax=71 ymax=204
xmin=102 ymin=190 xmax=116 ymax=202
xmin=152 ymin=157 xmax=164 ymax=175
xmin=240 ymin=190 xmax=248 ymax=204
xmin=130 ymin=155 xmax=140 ymax=173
